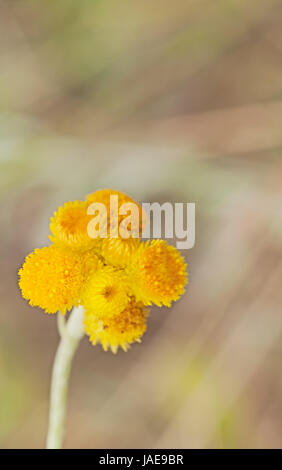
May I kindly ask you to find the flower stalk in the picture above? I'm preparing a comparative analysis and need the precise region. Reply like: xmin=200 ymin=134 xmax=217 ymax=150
xmin=46 ymin=306 xmax=85 ymax=449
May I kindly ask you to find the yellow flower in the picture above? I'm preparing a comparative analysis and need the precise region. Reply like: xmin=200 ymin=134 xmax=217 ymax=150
xmin=81 ymin=250 xmax=104 ymax=280
xmin=81 ymin=266 xmax=130 ymax=319
xmin=86 ymin=189 xmax=146 ymax=237
xmin=49 ymin=200 xmax=99 ymax=252
xmin=84 ymin=298 xmax=148 ymax=353
xmin=101 ymin=237 xmax=140 ymax=267
xmin=18 ymin=246 xmax=85 ymax=314
xmin=18 ymin=189 xmax=189 ymax=354
xmin=127 ymin=240 xmax=187 ymax=307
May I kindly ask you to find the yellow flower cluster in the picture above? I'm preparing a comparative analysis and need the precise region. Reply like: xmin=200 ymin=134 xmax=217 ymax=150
xmin=18 ymin=189 xmax=188 ymax=352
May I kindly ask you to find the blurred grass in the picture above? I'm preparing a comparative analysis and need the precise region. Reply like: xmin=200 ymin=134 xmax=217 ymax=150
xmin=1 ymin=0 xmax=282 ymax=449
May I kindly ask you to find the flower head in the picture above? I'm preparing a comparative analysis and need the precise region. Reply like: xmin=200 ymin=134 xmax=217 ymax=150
xmin=86 ymin=189 xmax=146 ymax=237
xmin=49 ymin=200 xmax=98 ymax=252
xmin=18 ymin=189 xmax=188 ymax=353
xmin=84 ymin=298 xmax=148 ymax=353
xmin=101 ymin=237 xmax=140 ymax=267
xmin=18 ymin=246 xmax=85 ymax=314
xmin=127 ymin=240 xmax=187 ymax=306
xmin=81 ymin=250 xmax=104 ymax=280
xmin=81 ymin=266 xmax=130 ymax=319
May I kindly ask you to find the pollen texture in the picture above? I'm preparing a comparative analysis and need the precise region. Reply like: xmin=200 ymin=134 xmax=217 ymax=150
xmin=18 ymin=246 xmax=85 ymax=314
xmin=101 ymin=237 xmax=140 ymax=267
xmin=49 ymin=200 xmax=98 ymax=252
xmin=127 ymin=240 xmax=187 ymax=306
xmin=81 ymin=266 xmax=130 ymax=319
xmin=84 ymin=298 xmax=148 ymax=352
xmin=86 ymin=189 xmax=146 ymax=237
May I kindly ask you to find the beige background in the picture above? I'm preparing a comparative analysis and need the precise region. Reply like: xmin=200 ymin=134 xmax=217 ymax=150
xmin=1 ymin=0 xmax=282 ymax=448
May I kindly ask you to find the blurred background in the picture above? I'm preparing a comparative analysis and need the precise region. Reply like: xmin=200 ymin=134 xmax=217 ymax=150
xmin=1 ymin=0 xmax=282 ymax=449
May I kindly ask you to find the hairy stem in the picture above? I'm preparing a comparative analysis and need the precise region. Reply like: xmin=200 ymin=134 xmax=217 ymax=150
xmin=46 ymin=305 xmax=85 ymax=449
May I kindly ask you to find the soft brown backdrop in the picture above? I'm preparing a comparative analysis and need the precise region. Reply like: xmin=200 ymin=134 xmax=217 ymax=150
xmin=1 ymin=0 xmax=282 ymax=448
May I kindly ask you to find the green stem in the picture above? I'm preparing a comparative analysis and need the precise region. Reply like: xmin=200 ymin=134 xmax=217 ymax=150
xmin=46 ymin=306 xmax=85 ymax=449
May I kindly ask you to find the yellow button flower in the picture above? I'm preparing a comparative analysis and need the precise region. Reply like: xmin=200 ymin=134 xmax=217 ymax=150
xmin=49 ymin=200 xmax=100 ymax=252
xmin=127 ymin=240 xmax=188 ymax=307
xmin=81 ymin=266 xmax=130 ymax=319
xmin=101 ymin=237 xmax=140 ymax=267
xmin=18 ymin=246 xmax=86 ymax=314
xmin=86 ymin=188 xmax=146 ymax=237
xmin=84 ymin=298 xmax=148 ymax=353
xmin=81 ymin=249 xmax=104 ymax=280
xmin=18 ymin=189 xmax=188 ymax=353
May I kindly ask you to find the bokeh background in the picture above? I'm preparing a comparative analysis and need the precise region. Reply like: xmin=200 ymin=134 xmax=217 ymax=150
xmin=1 ymin=0 xmax=282 ymax=449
